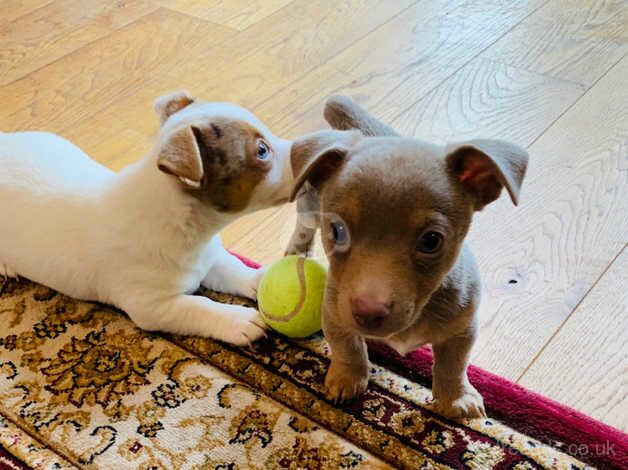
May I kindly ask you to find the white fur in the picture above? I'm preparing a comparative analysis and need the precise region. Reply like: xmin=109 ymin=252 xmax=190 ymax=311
xmin=0 ymin=100 xmax=292 ymax=345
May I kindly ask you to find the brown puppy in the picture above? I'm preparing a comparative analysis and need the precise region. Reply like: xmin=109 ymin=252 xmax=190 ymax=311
xmin=287 ymin=96 xmax=528 ymax=418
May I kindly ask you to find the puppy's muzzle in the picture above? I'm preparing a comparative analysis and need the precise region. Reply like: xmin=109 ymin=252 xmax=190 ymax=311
xmin=351 ymin=296 xmax=391 ymax=331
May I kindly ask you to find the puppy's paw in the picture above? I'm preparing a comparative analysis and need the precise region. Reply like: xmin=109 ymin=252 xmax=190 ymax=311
xmin=217 ymin=307 xmax=267 ymax=346
xmin=324 ymin=360 xmax=369 ymax=404
xmin=284 ymin=244 xmax=313 ymax=257
xmin=433 ymin=385 xmax=486 ymax=419
xmin=239 ymin=267 xmax=267 ymax=301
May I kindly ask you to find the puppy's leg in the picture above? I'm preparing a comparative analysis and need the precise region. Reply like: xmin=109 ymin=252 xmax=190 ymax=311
xmin=324 ymin=95 xmax=399 ymax=137
xmin=323 ymin=314 xmax=369 ymax=403
xmin=285 ymin=189 xmax=319 ymax=256
xmin=0 ymin=262 xmax=18 ymax=280
xmin=432 ymin=329 xmax=485 ymax=419
xmin=202 ymin=245 xmax=263 ymax=301
xmin=124 ymin=294 xmax=265 ymax=346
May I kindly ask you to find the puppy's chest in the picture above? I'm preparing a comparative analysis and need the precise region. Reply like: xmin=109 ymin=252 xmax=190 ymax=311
xmin=179 ymin=241 xmax=218 ymax=294
xmin=384 ymin=332 xmax=428 ymax=357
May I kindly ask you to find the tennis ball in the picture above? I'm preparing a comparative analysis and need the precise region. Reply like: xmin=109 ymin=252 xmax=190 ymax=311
xmin=257 ymin=256 xmax=327 ymax=338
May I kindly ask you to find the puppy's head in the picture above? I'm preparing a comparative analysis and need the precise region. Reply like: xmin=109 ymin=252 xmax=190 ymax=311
xmin=153 ymin=90 xmax=293 ymax=213
xmin=291 ymin=129 xmax=528 ymax=338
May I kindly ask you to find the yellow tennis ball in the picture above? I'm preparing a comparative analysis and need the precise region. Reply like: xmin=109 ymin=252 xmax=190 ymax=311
xmin=257 ymin=256 xmax=327 ymax=338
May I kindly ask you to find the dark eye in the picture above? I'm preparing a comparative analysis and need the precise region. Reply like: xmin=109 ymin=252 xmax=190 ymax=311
xmin=417 ymin=231 xmax=444 ymax=254
xmin=330 ymin=220 xmax=349 ymax=247
xmin=257 ymin=140 xmax=270 ymax=160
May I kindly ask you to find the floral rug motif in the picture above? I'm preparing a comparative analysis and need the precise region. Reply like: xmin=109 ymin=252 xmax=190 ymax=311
xmin=0 ymin=279 xmax=388 ymax=469
xmin=0 ymin=277 xmax=604 ymax=469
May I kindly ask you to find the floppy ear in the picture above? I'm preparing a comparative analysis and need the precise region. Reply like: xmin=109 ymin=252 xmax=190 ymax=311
xmin=324 ymin=95 xmax=399 ymax=137
xmin=446 ymin=139 xmax=529 ymax=210
xmin=157 ymin=126 xmax=204 ymax=189
xmin=290 ymin=130 xmax=360 ymax=201
xmin=154 ymin=90 xmax=195 ymax=125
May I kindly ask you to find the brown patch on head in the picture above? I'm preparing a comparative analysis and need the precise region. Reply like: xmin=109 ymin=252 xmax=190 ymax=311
xmin=190 ymin=118 xmax=271 ymax=212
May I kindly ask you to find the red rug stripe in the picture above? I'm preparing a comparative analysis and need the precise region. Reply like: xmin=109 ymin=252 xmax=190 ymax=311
xmin=231 ymin=252 xmax=628 ymax=469
xmin=0 ymin=445 xmax=30 ymax=470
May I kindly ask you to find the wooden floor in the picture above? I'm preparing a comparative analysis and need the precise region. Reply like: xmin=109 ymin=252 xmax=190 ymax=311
xmin=1 ymin=0 xmax=626 ymax=430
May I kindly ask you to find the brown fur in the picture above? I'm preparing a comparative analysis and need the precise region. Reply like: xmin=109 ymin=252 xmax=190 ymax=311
xmin=287 ymin=96 xmax=528 ymax=418
xmin=154 ymin=92 xmax=278 ymax=214
xmin=191 ymin=119 xmax=271 ymax=212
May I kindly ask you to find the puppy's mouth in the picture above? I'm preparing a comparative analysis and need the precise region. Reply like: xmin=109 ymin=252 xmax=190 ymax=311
xmin=347 ymin=303 xmax=421 ymax=338
xmin=350 ymin=314 xmax=413 ymax=338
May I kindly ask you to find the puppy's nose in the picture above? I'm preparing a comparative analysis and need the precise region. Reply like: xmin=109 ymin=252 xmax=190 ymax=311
xmin=351 ymin=296 xmax=391 ymax=331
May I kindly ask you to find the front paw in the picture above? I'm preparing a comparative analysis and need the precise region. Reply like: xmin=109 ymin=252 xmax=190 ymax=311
xmin=324 ymin=360 xmax=369 ymax=403
xmin=284 ymin=242 xmax=313 ymax=257
xmin=218 ymin=307 xmax=267 ymax=346
xmin=433 ymin=384 xmax=486 ymax=419
xmin=237 ymin=267 xmax=267 ymax=301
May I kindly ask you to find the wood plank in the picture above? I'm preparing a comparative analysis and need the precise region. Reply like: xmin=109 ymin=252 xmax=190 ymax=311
xmin=483 ymin=0 xmax=628 ymax=85
xmin=391 ymin=57 xmax=585 ymax=146
xmin=161 ymin=0 xmax=293 ymax=30
xmin=0 ymin=0 xmax=156 ymax=86
xmin=165 ymin=0 xmax=417 ymax=108
xmin=54 ymin=0 xmax=416 ymax=164
xmin=253 ymin=0 xmax=547 ymax=138
xmin=1 ymin=0 xmax=52 ymax=23
xmin=466 ymin=56 xmax=628 ymax=379
xmin=518 ymin=248 xmax=628 ymax=432
xmin=0 ymin=9 xmax=234 ymax=133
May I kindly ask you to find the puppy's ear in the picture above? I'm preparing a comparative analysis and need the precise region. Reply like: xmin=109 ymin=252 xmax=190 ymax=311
xmin=324 ymin=95 xmax=399 ymax=137
xmin=157 ymin=126 xmax=204 ymax=189
xmin=290 ymin=130 xmax=360 ymax=202
xmin=154 ymin=90 xmax=195 ymax=125
xmin=446 ymin=139 xmax=529 ymax=210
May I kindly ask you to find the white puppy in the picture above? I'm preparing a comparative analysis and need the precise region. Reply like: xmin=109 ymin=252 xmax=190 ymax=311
xmin=0 ymin=91 xmax=293 ymax=345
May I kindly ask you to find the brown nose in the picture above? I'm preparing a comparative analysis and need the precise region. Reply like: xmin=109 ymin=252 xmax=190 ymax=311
xmin=351 ymin=296 xmax=391 ymax=331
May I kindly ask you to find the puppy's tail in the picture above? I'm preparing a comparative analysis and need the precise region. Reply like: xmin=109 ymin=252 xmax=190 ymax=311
xmin=324 ymin=95 xmax=399 ymax=137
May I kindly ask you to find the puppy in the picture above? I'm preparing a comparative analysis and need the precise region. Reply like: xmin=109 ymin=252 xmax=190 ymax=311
xmin=287 ymin=96 xmax=528 ymax=418
xmin=0 ymin=91 xmax=293 ymax=345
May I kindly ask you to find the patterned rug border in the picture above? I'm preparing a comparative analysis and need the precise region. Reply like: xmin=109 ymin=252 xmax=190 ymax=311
xmin=171 ymin=334 xmax=550 ymax=469
xmin=171 ymin=301 xmax=598 ymax=470
xmin=234 ymin=253 xmax=628 ymax=469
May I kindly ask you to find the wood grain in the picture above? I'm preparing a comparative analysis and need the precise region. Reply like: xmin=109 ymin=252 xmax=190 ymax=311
xmin=160 ymin=0 xmax=294 ymax=30
xmin=1 ymin=0 xmax=52 ymax=23
xmin=167 ymin=0 xmax=416 ymax=108
xmin=0 ymin=0 xmax=156 ymax=86
xmin=0 ymin=9 xmax=233 ymax=134
xmin=467 ymin=55 xmax=628 ymax=379
xmin=254 ymin=0 xmax=547 ymax=137
xmin=518 ymin=248 xmax=628 ymax=431
xmin=57 ymin=0 xmax=417 ymax=165
xmin=484 ymin=0 xmax=628 ymax=85
xmin=391 ymin=57 xmax=585 ymax=146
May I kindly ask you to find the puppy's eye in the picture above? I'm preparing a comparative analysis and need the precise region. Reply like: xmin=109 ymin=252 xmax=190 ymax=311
xmin=417 ymin=231 xmax=444 ymax=254
xmin=257 ymin=140 xmax=271 ymax=160
xmin=330 ymin=221 xmax=349 ymax=247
